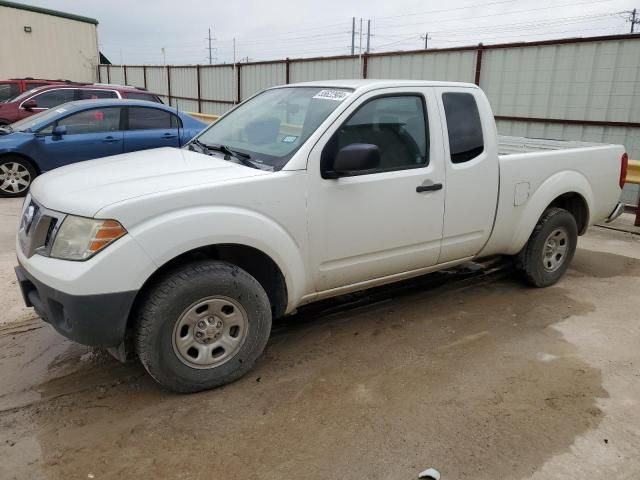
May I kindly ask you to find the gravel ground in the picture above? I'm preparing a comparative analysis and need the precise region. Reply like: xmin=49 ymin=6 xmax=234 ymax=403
xmin=1 ymin=197 xmax=639 ymax=480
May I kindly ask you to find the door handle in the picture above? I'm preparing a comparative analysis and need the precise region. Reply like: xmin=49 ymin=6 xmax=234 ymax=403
xmin=416 ymin=183 xmax=443 ymax=193
xmin=102 ymin=136 xmax=120 ymax=143
xmin=161 ymin=133 xmax=177 ymax=139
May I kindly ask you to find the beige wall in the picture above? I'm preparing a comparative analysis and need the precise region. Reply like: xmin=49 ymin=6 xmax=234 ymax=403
xmin=0 ymin=6 xmax=98 ymax=82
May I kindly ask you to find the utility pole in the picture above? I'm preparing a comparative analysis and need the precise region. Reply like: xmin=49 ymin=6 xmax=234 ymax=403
xmin=366 ymin=19 xmax=371 ymax=53
xmin=208 ymin=28 xmax=213 ymax=64
xmin=421 ymin=32 xmax=431 ymax=49
xmin=232 ymin=38 xmax=237 ymax=104
xmin=358 ymin=18 xmax=363 ymax=76
xmin=624 ymin=8 xmax=640 ymax=33
xmin=351 ymin=17 xmax=355 ymax=55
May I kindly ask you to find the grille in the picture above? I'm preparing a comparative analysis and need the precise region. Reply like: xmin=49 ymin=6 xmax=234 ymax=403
xmin=18 ymin=199 xmax=65 ymax=258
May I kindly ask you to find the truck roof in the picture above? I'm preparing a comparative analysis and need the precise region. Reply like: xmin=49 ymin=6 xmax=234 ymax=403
xmin=285 ymin=79 xmax=479 ymax=91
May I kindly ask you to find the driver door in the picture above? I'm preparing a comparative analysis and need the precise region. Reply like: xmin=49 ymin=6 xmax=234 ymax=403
xmin=306 ymin=89 xmax=446 ymax=293
xmin=34 ymin=107 xmax=123 ymax=170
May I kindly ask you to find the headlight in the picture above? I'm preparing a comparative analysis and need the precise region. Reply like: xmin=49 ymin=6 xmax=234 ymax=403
xmin=50 ymin=216 xmax=126 ymax=261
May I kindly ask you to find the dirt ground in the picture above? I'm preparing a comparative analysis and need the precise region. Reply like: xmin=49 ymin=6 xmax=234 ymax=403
xmin=1 ymin=197 xmax=639 ymax=480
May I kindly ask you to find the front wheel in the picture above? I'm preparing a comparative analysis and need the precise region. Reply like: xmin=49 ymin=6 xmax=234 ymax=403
xmin=134 ymin=260 xmax=272 ymax=393
xmin=0 ymin=156 xmax=36 ymax=198
xmin=514 ymin=207 xmax=578 ymax=287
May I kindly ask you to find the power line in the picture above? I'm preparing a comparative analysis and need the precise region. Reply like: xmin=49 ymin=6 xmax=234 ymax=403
xmin=372 ymin=24 xmax=624 ymax=51
xmin=378 ymin=11 xmax=618 ymax=42
xmin=373 ymin=0 xmax=621 ymax=30
xmin=372 ymin=0 xmax=518 ymax=21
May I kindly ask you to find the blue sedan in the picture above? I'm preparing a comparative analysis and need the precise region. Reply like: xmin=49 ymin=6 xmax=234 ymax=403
xmin=0 ymin=99 xmax=206 ymax=197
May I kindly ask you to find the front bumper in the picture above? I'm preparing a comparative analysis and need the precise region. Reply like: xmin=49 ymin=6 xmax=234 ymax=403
xmin=15 ymin=264 xmax=137 ymax=347
xmin=605 ymin=202 xmax=625 ymax=223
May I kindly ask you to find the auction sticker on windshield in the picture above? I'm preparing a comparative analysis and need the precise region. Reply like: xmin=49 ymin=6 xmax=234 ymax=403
xmin=312 ymin=89 xmax=351 ymax=101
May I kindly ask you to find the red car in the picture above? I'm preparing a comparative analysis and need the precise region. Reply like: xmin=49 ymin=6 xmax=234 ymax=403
xmin=0 ymin=78 xmax=70 ymax=103
xmin=0 ymin=83 xmax=163 ymax=125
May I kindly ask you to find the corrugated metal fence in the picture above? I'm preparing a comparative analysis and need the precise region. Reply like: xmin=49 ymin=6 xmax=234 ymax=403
xmin=99 ymin=33 xmax=640 ymax=204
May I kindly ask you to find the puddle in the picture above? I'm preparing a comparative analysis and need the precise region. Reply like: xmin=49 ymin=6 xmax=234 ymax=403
xmin=570 ymin=249 xmax=640 ymax=278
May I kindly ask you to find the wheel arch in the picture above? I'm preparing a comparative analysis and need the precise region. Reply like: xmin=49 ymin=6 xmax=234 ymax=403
xmin=0 ymin=151 xmax=41 ymax=175
xmin=481 ymin=170 xmax=594 ymax=257
xmin=546 ymin=191 xmax=589 ymax=235
xmin=127 ymin=243 xmax=290 ymax=335
xmin=511 ymin=180 xmax=593 ymax=255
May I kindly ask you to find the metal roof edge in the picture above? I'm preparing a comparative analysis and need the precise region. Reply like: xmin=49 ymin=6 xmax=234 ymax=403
xmin=0 ymin=0 xmax=98 ymax=25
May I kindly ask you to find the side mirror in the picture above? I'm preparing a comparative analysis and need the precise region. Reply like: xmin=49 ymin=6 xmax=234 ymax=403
xmin=52 ymin=125 xmax=67 ymax=137
xmin=328 ymin=143 xmax=381 ymax=177
xmin=23 ymin=100 xmax=37 ymax=111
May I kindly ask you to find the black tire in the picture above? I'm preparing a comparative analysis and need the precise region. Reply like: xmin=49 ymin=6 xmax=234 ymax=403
xmin=514 ymin=207 xmax=578 ymax=287
xmin=0 ymin=156 xmax=37 ymax=198
xmin=134 ymin=260 xmax=272 ymax=393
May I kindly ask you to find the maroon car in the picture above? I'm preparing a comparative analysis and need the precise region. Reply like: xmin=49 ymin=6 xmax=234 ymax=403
xmin=0 ymin=78 xmax=70 ymax=103
xmin=0 ymin=83 xmax=163 ymax=125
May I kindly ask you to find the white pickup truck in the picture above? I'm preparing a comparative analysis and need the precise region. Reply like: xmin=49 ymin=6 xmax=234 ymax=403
xmin=15 ymin=80 xmax=628 ymax=392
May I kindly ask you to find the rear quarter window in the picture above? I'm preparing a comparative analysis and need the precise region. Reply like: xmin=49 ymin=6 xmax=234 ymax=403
xmin=124 ymin=92 xmax=162 ymax=103
xmin=80 ymin=89 xmax=118 ymax=100
xmin=442 ymin=92 xmax=484 ymax=164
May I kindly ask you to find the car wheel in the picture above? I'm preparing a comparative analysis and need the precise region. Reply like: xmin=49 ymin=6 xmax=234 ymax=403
xmin=0 ymin=156 xmax=36 ymax=198
xmin=134 ymin=260 xmax=272 ymax=393
xmin=514 ymin=207 xmax=578 ymax=287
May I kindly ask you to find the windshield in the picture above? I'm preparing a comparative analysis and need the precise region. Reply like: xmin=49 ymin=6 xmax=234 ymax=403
xmin=9 ymin=105 xmax=71 ymax=132
xmin=193 ymin=86 xmax=353 ymax=170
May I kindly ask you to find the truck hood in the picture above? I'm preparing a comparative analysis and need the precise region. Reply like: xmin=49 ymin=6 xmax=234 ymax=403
xmin=30 ymin=147 xmax=270 ymax=217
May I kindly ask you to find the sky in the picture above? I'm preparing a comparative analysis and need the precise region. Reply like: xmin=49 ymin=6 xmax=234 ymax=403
xmin=17 ymin=0 xmax=640 ymax=64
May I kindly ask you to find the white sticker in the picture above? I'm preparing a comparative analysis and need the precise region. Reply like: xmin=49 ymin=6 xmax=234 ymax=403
xmin=312 ymin=89 xmax=350 ymax=101
xmin=282 ymin=135 xmax=298 ymax=143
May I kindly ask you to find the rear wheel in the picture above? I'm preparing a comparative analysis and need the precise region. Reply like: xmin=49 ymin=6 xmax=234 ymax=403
xmin=0 ymin=156 xmax=36 ymax=198
xmin=514 ymin=207 xmax=578 ymax=287
xmin=134 ymin=260 xmax=272 ymax=393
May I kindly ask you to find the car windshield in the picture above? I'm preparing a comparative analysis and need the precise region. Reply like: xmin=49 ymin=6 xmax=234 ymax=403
xmin=193 ymin=86 xmax=353 ymax=170
xmin=9 ymin=105 xmax=72 ymax=132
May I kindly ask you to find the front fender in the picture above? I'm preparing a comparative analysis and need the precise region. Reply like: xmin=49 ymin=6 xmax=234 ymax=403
xmin=128 ymin=206 xmax=309 ymax=311
xmin=0 ymin=135 xmax=30 ymax=156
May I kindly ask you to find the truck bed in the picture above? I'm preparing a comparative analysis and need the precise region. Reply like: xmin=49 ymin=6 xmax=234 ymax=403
xmin=498 ymin=135 xmax=605 ymax=156
xmin=480 ymin=136 xmax=625 ymax=258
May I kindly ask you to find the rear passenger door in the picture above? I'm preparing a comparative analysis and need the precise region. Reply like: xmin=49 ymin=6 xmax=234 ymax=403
xmin=123 ymin=106 xmax=181 ymax=152
xmin=436 ymin=87 xmax=499 ymax=263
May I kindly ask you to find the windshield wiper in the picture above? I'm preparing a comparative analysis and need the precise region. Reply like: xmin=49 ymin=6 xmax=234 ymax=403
xmin=203 ymin=142 xmax=260 ymax=169
xmin=0 ymin=125 xmax=13 ymax=135
xmin=189 ymin=138 xmax=209 ymax=153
